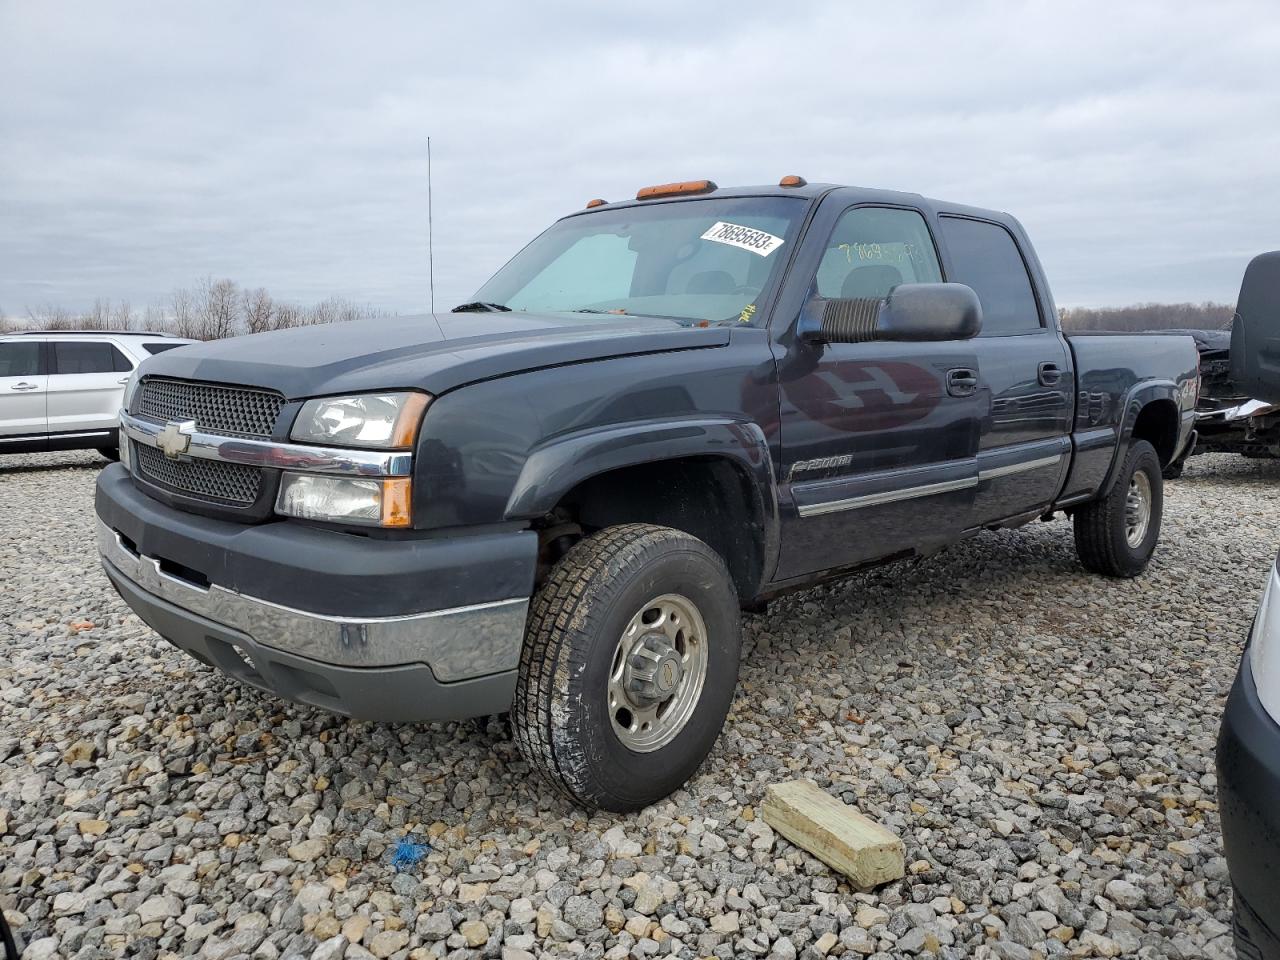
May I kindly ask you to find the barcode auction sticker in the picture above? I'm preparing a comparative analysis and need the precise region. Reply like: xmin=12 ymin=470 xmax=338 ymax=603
xmin=700 ymin=221 xmax=785 ymax=257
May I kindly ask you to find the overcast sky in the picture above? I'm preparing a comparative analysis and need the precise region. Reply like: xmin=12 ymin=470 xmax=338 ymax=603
xmin=3 ymin=1 xmax=1278 ymax=317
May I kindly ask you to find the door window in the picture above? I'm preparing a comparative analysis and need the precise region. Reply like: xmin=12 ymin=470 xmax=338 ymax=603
xmin=939 ymin=217 xmax=1042 ymax=335
xmin=814 ymin=207 xmax=943 ymax=299
xmin=51 ymin=341 xmax=132 ymax=374
xmin=0 ymin=342 xmax=43 ymax=377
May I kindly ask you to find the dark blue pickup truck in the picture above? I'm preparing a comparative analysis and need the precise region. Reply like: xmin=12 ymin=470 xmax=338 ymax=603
xmin=96 ymin=177 xmax=1198 ymax=810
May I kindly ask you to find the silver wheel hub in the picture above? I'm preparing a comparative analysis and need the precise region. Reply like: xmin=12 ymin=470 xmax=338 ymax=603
xmin=608 ymin=594 xmax=709 ymax=753
xmin=1125 ymin=471 xmax=1152 ymax=548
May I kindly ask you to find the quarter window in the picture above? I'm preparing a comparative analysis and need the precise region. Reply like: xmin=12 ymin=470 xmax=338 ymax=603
xmin=51 ymin=341 xmax=133 ymax=374
xmin=0 ymin=342 xmax=42 ymax=377
xmin=939 ymin=217 xmax=1042 ymax=335
xmin=814 ymin=207 xmax=943 ymax=300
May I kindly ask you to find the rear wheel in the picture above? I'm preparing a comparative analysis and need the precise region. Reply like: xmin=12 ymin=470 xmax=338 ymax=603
xmin=512 ymin=523 xmax=740 ymax=811
xmin=1074 ymin=439 xmax=1163 ymax=577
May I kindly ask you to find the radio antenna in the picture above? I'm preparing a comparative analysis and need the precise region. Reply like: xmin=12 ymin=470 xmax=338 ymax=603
xmin=427 ymin=136 xmax=435 ymax=314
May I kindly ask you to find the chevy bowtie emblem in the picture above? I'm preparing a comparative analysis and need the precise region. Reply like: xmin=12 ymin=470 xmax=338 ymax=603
xmin=156 ymin=420 xmax=196 ymax=459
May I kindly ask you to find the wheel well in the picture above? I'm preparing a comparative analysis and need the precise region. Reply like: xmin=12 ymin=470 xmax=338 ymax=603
xmin=538 ymin=457 xmax=766 ymax=602
xmin=1131 ymin=399 xmax=1180 ymax=466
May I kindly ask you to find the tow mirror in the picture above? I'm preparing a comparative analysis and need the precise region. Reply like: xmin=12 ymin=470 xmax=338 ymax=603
xmin=798 ymin=282 xmax=982 ymax=344
xmin=1230 ymin=251 xmax=1280 ymax=405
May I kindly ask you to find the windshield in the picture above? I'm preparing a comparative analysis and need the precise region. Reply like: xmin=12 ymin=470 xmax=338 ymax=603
xmin=471 ymin=196 xmax=808 ymax=325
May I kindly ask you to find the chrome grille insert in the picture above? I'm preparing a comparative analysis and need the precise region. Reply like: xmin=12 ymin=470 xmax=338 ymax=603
xmin=135 ymin=378 xmax=284 ymax=439
xmin=135 ymin=443 xmax=261 ymax=505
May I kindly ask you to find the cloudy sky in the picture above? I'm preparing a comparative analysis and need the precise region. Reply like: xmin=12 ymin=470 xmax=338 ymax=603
xmin=3 ymin=1 xmax=1278 ymax=317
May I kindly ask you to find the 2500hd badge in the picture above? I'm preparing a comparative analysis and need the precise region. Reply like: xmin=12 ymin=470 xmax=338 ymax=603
xmin=98 ymin=176 xmax=1200 ymax=811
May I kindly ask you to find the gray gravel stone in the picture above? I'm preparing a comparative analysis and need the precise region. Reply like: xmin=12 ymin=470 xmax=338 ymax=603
xmin=0 ymin=450 xmax=1266 ymax=958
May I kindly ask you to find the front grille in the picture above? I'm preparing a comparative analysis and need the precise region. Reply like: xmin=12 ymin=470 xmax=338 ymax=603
xmin=135 ymin=443 xmax=262 ymax=505
xmin=135 ymin=377 xmax=284 ymax=439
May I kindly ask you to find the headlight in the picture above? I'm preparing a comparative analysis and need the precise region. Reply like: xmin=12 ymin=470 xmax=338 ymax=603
xmin=291 ymin=392 xmax=430 ymax=449
xmin=276 ymin=474 xmax=412 ymax=527
xmin=1249 ymin=558 xmax=1280 ymax=725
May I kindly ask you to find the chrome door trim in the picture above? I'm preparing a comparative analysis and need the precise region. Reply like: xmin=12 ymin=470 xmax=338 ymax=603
xmin=119 ymin=409 xmax=412 ymax=478
xmin=797 ymin=475 xmax=978 ymax=517
xmin=977 ymin=453 xmax=1064 ymax=481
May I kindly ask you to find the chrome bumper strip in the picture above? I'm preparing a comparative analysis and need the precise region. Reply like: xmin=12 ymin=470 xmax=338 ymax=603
xmin=119 ymin=409 xmax=412 ymax=478
xmin=97 ymin=519 xmax=527 ymax=681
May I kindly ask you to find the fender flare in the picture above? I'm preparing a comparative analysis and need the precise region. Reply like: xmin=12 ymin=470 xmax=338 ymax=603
xmin=504 ymin=416 xmax=780 ymax=583
xmin=1099 ymin=380 xmax=1181 ymax=495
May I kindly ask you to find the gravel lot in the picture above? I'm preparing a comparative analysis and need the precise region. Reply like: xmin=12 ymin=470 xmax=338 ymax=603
xmin=2 ymin=451 xmax=1277 ymax=960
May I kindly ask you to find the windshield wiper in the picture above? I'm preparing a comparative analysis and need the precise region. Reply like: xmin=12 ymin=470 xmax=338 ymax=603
xmin=451 ymin=301 xmax=511 ymax=313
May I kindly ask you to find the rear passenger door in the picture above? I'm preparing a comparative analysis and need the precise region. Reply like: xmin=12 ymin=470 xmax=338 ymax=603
xmin=47 ymin=339 xmax=135 ymax=436
xmin=937 ymin=216 xmax=1073 ymax=527
xmin=0 ymin=340 xmax=49 ymax=442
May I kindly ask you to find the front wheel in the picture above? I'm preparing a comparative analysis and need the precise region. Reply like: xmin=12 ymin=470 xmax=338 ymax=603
xmin=97 ymin=446 xmax=120 ymax=462
xmin=1073 ymin=439 xmax=1163 ymax=577
xmin=512 ymin=524 xmax=741 ymax=811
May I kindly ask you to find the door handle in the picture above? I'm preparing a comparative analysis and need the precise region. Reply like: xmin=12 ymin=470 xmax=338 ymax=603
xmin=118 ymin=377 xmax=131 ymax=384
xmin=10 ymin=382 xmax=39 ymax=391
xmin=946 ymin=367 xmax=979 ymax=398
xmin=1038 ymin=362 xmax=1063 ymax=386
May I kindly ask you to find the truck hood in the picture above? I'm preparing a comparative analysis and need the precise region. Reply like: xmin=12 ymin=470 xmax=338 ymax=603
xmin=138 ymin=311 xmax=731 ymax=399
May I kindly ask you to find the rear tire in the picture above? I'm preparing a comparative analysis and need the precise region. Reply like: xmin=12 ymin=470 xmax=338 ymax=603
xmin=512 ymin=523 xmax=741 ymax=812
xmin=1074 ymin=439 xmax=1163 ymax=578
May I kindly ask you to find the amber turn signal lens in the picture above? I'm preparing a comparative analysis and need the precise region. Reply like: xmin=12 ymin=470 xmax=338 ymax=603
xmin=585 ymin=198 xmax=607 ymax=208
xmin=779 ymin=175 xmax=807 ymax=187
xmin=380 ymin=478 xmax=412 ymax=527
xmin=389 ymin=393 xmax=431 ymax=448
xmin=636 ymin=179 xmax=717 ymax=200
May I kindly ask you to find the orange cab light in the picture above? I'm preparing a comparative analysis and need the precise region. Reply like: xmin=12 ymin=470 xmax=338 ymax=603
xmin=779 ymin=175 xmax=807 ymax=187
xmin=380 ymin=478 xmax=413 ymax=527
xmin=585 ymin=198 xmax=607 ymax=208
xmin=635 ymin=179 xmax=717 ymax=200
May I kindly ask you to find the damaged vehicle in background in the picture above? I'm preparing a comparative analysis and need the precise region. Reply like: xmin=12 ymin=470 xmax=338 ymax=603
xmin=1216 ymin=251 xmax=1280 ymax=960
xmin=1153 ymin=328 xmax=1279 ymax=477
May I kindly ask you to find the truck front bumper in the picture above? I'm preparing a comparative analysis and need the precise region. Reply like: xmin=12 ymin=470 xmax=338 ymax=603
xmin=1217 ymin=650 xmax=1280 ymax=960
xmin=96 ymin=464 xmax=537 ymax=722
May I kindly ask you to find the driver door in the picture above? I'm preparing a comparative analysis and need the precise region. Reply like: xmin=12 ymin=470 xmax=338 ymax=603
xmin=774 ymin=204 xmax=984 ymax=580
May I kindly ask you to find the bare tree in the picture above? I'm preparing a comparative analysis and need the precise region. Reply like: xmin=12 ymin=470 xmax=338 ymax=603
xmin=142 ymin=304 xmax=168 ymax=333
xmin=1060 ymin=301 xmax=1234 ymax=332
xmin=241 ymin=287 xmax=275 ymax=335
xmin=86 ymin=298 xmax=112 ymax=331
xmin=111 ymin=300 xmax=134 ymax=332
xmin=170 ymin=287 xmax=199 ymax=339
xmin=195 ymin=276 xmax=241 ymax=340
xmin=27 ymin=304 xmax=78 ymax=330
xmin=273 ymin=302 xmax=303 ymax=329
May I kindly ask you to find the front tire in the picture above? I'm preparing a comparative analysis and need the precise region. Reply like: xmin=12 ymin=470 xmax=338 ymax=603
xmin=512 ymin=523 xmax=741 ymax=811
xmin=97 ymin=446 xmax=120 ymax=462
xmin=1074 ymin=439 xmax=1163 ymax=577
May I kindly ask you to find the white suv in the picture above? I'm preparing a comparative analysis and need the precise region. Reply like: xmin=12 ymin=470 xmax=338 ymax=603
xmin=0 ymin=331 xmax=196 ymax=459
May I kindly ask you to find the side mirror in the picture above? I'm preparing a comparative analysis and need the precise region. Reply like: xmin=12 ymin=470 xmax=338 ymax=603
xmin=798 ymin=282 xmax=983 ymax=344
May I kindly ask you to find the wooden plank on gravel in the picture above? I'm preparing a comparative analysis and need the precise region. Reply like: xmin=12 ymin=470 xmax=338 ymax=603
xmin=763 ymin=779 xmax=905 ymax=889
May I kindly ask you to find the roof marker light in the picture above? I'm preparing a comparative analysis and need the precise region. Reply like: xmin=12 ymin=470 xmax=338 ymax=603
xmin=635 ymin=179 xmax=717 ymax=200
xmin=779 ymin=175 xmax=807 ymax=187
xmin=585 ymin=198 xmax=607 ymax=208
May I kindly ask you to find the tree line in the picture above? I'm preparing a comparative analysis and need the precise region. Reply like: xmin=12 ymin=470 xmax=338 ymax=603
xmin=1059 ymin=301 xmax=1233 ymax=332
xmin=3 ymin=285 xmax=1236 ymax=338
xmin=2 ymin=277 xmax=390 ymax=339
